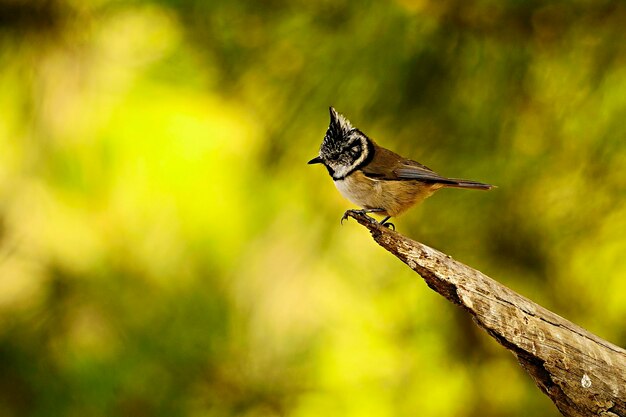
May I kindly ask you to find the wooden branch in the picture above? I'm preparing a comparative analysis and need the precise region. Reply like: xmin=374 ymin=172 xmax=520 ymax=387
xmin=344 ymin=210 xmax=626 ymax=417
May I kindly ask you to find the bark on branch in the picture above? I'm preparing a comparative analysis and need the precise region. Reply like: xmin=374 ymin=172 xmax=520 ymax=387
xmin=344 ymin=210 xmax=626 ymax=417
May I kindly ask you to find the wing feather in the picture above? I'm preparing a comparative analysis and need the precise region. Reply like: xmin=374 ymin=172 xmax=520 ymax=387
xmin=394 ymin=163 xmax=459 ymax=184
xmin=359 ymin=144 xmax=493 ymax=189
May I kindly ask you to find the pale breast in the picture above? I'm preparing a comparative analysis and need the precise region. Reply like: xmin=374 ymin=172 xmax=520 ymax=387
xmin=334 ymin=171 xmax=383 ymax=210
xmin=333 ymin=171 xmax=440 ymax=217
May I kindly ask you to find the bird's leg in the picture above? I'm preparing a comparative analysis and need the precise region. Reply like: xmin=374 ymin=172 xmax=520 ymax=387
xmin=341 ymin=208 xmax=385 ymax=225
xmin=379 ymin=216 xmax=395 ymax=231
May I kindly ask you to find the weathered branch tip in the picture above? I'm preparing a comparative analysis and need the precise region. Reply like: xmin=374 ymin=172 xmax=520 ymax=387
xmin=344 ymin=210 xmax=626 ymax=417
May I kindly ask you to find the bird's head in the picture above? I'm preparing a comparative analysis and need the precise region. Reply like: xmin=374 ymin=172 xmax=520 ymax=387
xmin=308 ymin=107 xmax=372 ymax=180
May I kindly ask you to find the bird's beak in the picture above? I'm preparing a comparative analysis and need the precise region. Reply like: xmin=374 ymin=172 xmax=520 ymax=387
xmin=308 ymin=156 xmax=323 ymax=165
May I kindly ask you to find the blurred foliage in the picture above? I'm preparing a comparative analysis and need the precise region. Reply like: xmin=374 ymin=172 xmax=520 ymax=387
xmin=1 ymin=0 xmax=625 ymax=416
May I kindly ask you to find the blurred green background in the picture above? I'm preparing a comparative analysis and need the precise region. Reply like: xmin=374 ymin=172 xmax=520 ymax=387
xmin=1 ymin=0 xmax=625 ymax=416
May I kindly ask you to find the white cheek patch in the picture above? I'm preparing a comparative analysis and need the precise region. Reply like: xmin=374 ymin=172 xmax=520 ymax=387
xmin=330 ymin=136 xmax=370 ymax=180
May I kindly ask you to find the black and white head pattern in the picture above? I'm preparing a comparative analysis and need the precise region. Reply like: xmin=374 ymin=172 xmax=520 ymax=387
xmin=318 ymin=107 xmax=372 ymax=180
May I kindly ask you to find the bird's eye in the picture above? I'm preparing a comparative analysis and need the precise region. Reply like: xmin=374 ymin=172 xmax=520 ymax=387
xmin=350 ymin=145 xmax=360 ymax=156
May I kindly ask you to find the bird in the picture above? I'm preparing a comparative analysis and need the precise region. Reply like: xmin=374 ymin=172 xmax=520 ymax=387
xmin=308 ymin=107 xmax=494 ymax=229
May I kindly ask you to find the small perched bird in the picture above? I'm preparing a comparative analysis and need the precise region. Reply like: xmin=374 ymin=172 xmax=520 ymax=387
xmin=308 ymin=107 xmax=494 ymax=229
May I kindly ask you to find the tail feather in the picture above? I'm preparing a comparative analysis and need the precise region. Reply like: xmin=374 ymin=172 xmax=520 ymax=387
xmin=443 ymin=179 xmax=495 ymax=190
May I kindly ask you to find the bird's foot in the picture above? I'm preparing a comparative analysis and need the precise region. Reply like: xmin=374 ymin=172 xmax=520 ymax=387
xmin=379 ymin=215 xmax=395 ymax=230
xmin=341 ymin=209 xmax=384 ymax=225
xmin=382 ymin=222 xmax=395 ymax=230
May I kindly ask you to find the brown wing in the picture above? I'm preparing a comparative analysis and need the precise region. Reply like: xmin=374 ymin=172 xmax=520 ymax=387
xmin=395 ymin=159 xmax=494 ymax=189
xmin=393 ymin=160 xmax=459 ymax=183
xmin=361 ymin=144 xmax=494 ymax=189
xmin=361 ymin=146 xmax=455 ymax=184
